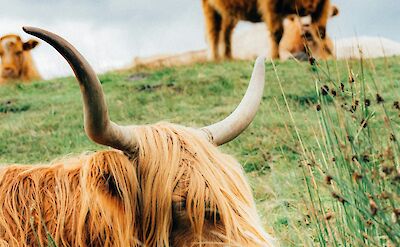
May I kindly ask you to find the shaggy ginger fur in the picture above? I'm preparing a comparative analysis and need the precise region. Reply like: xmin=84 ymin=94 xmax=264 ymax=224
xmin=0 ymin=123 xmax=273 ymax=246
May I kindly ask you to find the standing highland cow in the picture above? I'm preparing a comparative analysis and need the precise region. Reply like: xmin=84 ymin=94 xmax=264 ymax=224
xmin=0 ymin=27 xmax=275 ymax=246
xmin=202 ymin=0 xmax=331 ymax=60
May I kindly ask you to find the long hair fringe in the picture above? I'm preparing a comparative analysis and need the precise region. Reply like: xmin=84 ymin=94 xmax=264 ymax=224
xmin=133 ymin=123 xmax=274 ymax=246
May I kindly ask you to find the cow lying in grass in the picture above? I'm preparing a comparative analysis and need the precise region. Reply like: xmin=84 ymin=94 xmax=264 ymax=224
xmin=0 ymin=27 xmax=275 ymax=246
xmin=202 ymin=0 xmax=332 ymax=60
xmin=280 ymin=5 xmax=339 ymax=60
xmin=0 ymin=34 xmax=41 ymax=84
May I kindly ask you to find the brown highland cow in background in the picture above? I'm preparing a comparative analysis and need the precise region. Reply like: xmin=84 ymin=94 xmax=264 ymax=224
xmin=202 ymin=0 xmax=332 ymax=60
xmin=0 ymin=34 xmax=41 ymax=84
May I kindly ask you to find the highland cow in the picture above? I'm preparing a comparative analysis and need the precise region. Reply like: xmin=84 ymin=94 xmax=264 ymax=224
xmin=202 ymin=0 xmax=332 ymax=60
xmin=0 ymin=27 xmax=275 ymax=246
xmin=0 ymin=34 xmax=41 ymax=84
xmin=280 ymin=5 xmax=339 ymax=60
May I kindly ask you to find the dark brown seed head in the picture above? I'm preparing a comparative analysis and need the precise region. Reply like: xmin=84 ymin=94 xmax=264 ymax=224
xmin=390 ymin=134 xmax=396 ymax=142
xmin=365 ymin=99 xmax=371 ymax=107
xmin=325 ymin=212 xmax=333 ymax=220
xmin=321 ymin=85 xmax=329 ymax=96
xmin=393 ymin=101 xmax=400 ymax=110
xmin=362 ymin=154 xmax=370 ymax=162
xmin=340 ymin=82 xmax=345 ymax=92
xmin=360 ymin=119 xmax=368 ymax=128
xmin=316 ymin=104 xmax=321 ymax=111
xmin=331 ymin=192 xmax=346 ymax=204
xmin=351 ymin=104 xmax=357 ymax=112
xmin=325 ymin=175 xmax=333 ymax=185
xmin=349 ymin=75 xmax=355 ymax=83
xmin=331 ymin=89 xmax=337 ymax=97
xmin=309 ymin=56 xmax=316 ymax=66
xmin=366 ymin=219 xmax=373 ymax=226
xmin=376 ymin=94 xmax=384 ymax=104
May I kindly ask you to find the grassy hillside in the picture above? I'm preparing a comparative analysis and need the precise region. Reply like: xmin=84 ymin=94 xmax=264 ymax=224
xmin=0 ymin=56 xmax=399 ymax=246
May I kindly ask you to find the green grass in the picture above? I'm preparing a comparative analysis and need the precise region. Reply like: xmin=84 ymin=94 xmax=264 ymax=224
xmin=0 ymin=56 xmax=399 ymax=246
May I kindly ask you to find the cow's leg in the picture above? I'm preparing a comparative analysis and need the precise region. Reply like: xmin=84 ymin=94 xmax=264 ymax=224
xmin=202 ymin=0 xmax=222 ymax=60
xmin=311 ymin=0 xmax=330 ymax=39
xmin=265 ymin=14 xmax=284 ymax=59
xmin=219 ymin=18 xmax=238 ymax=59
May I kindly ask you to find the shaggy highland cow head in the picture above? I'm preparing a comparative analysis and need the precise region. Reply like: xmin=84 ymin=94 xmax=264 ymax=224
xmin=22 ymin=27 xmax=274 ymax=246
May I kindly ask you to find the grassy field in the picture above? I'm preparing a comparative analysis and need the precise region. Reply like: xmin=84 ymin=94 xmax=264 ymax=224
xmin=0 ymin=56 xmax=399 ymax=246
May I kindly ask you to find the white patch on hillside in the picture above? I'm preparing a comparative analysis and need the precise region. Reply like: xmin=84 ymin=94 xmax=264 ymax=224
xmin=334 ymin=37 xmax=400 ymax=59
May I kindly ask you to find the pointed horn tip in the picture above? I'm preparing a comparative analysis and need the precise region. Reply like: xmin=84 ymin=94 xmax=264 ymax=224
xmin=253 ymin=56 xmax=266 ymax=82
xmin=22 ymin=26 xmax=32 ymax=33
xmin=255 ymin=56 xmax=266 ymax=63
xmin=22 ymin=26 xmax=39 ymax=35
xmin=254 ymin=56 xmax=266 ymax=73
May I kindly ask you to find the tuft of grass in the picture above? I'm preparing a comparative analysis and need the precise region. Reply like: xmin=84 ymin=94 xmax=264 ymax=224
xmin=0 ymin=56 xmax=399 ymax=246
xmin=0 ymin=99 xmax=30 ymax=113
xmin=273 ymin=55 xmax=400 ymax=246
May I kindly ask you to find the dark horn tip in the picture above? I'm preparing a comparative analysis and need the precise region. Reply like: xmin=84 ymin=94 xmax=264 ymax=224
xmin=22 ymin=27 xmax=39 ymax=36
xmin=22 ymin=26 xmax=44 ymax=36
xmin=22 ymin=26 xmax=33 ymax=33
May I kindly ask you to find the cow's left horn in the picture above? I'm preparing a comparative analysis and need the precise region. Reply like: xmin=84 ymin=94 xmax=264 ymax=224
xmin=23 ymin=27 xmax=137 ymax=151
xmin=200 ymin=56 xmax=265 ymax=146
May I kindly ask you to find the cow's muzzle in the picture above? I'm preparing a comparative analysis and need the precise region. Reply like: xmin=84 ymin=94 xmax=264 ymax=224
xmin=1 ymin=66 xmax=18 ymax=78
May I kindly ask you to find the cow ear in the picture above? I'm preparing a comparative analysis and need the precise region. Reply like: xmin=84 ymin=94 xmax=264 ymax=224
xmin=23 ymin=39 xmax=39 ymax=50
xmin=330 ymin=5 xmax=339 ymax=17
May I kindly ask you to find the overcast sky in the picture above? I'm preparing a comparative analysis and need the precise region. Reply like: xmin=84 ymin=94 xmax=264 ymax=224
xmin=1 ymin=0 xmax=399 ymax=78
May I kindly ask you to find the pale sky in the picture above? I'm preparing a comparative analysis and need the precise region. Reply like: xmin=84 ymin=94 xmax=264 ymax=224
xmin=1 ymin=0 xmax=399 ymax=78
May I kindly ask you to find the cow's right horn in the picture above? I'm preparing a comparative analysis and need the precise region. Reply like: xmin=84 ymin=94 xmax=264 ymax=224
xmin=23 ymin=27 xmax=137 ymax=152
xmin=200 ymin=56 xmax=265 ymax=146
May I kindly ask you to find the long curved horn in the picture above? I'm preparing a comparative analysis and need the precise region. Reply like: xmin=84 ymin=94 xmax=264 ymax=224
xmin=23 ymin=26 xmax=136 ymax=151
xmin=201 ymin=56 xmax=265 ymax=146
